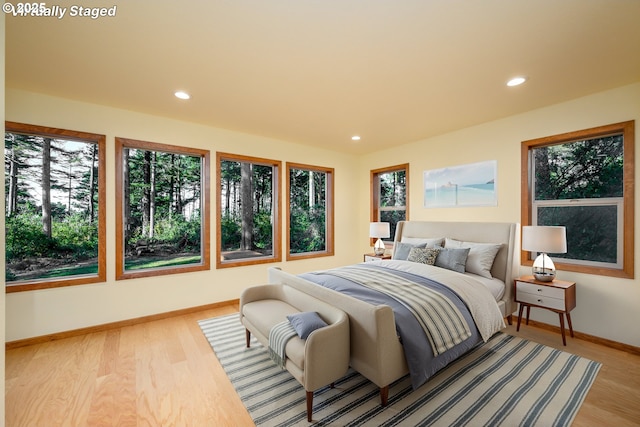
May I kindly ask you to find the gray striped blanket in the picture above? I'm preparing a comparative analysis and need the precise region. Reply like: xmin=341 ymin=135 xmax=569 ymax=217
xmin=319 ymin=265 xmax=471 ymax=355
xmin=268 ymin=320 xmax=297 ymax=369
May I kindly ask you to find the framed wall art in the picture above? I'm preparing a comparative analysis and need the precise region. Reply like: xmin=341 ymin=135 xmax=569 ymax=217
xmin=423 ymin=160 xmax=497 ymax=208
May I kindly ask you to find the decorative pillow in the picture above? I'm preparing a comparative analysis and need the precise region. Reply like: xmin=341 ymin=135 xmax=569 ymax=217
xmin=434 ymin=246 xmax=470 ymax=273
xmin=445 ymin=238 xmax=501 ymax=279
xmin=286 ymin=311 xmax=328 ymax=339
xmin=401 ymin=236 xmax=445 ymax=248
xmin=407 ymin=247 xmax=441 ymax=265
xmin=392 ymin=241 xmax=427 ymax=260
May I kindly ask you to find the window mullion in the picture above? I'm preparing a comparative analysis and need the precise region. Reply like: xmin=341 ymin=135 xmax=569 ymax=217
xmin=522 ymin=120 xmax=634 ymax=278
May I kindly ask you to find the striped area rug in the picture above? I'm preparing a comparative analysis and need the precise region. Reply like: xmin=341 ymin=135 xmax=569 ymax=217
xmin=199 ymin=314 xmax=600 ymax=427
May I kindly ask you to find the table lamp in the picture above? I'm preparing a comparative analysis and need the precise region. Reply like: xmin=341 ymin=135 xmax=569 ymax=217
xmin=370 ymin=222 xmax=390 ymax=255
xmin=522 ymin=225 xmax=567 ymax=282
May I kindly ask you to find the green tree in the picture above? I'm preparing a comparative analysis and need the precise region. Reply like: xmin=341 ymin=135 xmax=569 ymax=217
xmin=533 ymin=135 xmax=624 ymax=264
xmin=289 ymin=168 xmax=327 ymax=254
xmin=220 ymin=159 xmax=274 ymax=255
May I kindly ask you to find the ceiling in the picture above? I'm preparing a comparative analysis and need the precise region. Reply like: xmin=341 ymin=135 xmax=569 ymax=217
xmin=6 ymin=1 xmax=640 ymax=154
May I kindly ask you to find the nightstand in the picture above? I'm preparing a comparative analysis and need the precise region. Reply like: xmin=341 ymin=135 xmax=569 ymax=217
xmin=515 ymin=275 xmax=576 ymax=345
xmin=363 ymin=253 xmax=391 ymax=262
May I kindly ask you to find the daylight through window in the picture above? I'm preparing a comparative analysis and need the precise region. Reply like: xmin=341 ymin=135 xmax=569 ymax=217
xmin=217 ymin=153 xmax=281 ymax=268
xmin=287 ymin=163 xmax=334 ymax=260
xmin=115 ymin=138 xmax=210 ymax=280
xmin=521 ymin=121 xmax=634 ymax=278
xmin=371 ymin=164 xmax=409 ymax=243
xmin=5 ymin=122 xmax=106 ymax=292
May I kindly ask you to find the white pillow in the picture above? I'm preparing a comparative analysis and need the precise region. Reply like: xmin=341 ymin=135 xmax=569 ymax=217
xmin=445 ymin=238 xmax=501 ymax=279
xmin=401 ymin=236 xmax=444 ymax=248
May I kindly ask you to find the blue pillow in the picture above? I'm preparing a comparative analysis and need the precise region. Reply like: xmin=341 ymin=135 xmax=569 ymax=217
xmin=287 ymin=311 xmax=328 ymax=339
xmin=392 ymin=242 xmax=427 ymax=260
xmin=434 ymin=246 xmax=470 ymax=273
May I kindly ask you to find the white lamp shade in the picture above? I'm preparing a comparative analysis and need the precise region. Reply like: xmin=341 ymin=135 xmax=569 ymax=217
xmin=369 ymin=222 xmax=390 ymax=239
xmin=522 ymin=226 xmax=567 ymax=254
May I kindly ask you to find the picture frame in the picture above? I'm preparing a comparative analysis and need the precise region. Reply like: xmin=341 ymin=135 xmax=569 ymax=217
xmin=423 ymin=160 xmax=497 ymax=208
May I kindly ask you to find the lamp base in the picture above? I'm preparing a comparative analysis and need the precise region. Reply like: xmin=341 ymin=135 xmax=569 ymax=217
xmin=373 ymin=238 xmax=385 ymax=255
xmin=533 ymin=272 xmax=555 ymax=282
xmin=532 ymin=253 xmax=556 ymax=282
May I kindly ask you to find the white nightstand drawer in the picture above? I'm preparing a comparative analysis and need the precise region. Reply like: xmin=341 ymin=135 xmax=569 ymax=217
xmin=515 ymin=276 xmax=576 ymax=346
xmin=516 ymin=281 xmax=565 ymax=299
xmin=516 ymin=291 xmax=566 ymax=311
xmin=364 ymin=254 xmax=391 ymax=262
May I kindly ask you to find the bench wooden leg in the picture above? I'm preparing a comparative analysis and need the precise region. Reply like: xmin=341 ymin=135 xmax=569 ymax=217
xmin=306 ymin=391 xmax=313 ymax=422
xmin=245 ymin=329 xmax=251 ymax=348
xmin=380 ymin=386 xmax=389 ymax=406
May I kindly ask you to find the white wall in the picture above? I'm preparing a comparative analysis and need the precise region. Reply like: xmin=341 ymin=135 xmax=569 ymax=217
xmin=359 ymin=82 xmax=640 ymax=347
xmin=5 ymin=83 xmax=640 ymax=349
xmin=4 ymin=89 xmax=362 ymax=342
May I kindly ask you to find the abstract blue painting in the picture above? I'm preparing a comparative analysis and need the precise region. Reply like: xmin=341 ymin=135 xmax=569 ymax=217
xmin=424 ymin=160 xmax=497 ymax=208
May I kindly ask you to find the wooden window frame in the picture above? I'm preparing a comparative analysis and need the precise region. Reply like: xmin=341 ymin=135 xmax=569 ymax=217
xmin=370 ymin=163 xmax=410 ymax=246
xmin=216 ymin=152 xmax=282 ymax=269
xmin=521 ymin=120 xmax=634 ymax=279
xmin=5 ymin=121 xmax=106 ymax=293
xmin=286 ymin=162 xmax=334 ymax=261
xmin=115 ymin=137 xmax=210 ymax=280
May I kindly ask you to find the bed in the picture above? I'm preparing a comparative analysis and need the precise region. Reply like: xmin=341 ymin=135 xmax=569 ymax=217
xmin=267 ymin=220 xmax=519 ymax=405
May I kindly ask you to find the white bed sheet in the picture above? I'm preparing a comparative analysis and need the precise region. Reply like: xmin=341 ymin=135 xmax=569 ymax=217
xmin=463 ymin=272 xmax=506 ymax=301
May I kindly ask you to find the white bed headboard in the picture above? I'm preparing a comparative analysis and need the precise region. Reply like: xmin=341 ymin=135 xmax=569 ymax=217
xmin=394 ymin=221 xmax=520 ymax=317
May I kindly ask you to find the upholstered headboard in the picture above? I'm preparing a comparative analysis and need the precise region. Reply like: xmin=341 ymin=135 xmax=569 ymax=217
xmin=394 ymin=221 xmax=520 ymax=317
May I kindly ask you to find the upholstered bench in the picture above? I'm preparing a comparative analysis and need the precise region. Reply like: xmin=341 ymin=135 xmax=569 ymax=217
xmin=240 ymin=283 xmax=350 ymax=422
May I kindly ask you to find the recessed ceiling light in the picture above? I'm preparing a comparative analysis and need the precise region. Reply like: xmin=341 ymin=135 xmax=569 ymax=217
xmin=352 ymin=135 xmax=361 ymax=141
xmin=174 ymin=91 xmax=191 ymax=100
xmin=507 ymin=77 xmax=527 ymax=87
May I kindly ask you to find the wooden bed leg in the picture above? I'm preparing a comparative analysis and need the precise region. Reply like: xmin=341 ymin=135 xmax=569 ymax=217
xmin=245 ymin=329 xmax=251 ymax=348
xmin=506 ymin=314 xmax=513 ymax=325
xmin=306 ymin=391 xmax=313 ymax=422
xmin=380 ymin=386 xmax=389 ymax=407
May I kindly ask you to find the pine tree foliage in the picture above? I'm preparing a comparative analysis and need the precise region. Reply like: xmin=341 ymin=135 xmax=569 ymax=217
xmin=4 ymin=132 xmax=100 ymax=281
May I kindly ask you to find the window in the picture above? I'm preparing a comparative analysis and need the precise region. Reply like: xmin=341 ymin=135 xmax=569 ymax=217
xmin=286 ymin=163 xmax=334 ymax=260
xmin=217 ymin=152 xmax=281 ymax=268
xmin=371 ymin=164 xmax=409 ymax=243
xmin=521 ymin=121 xmax=634 ymax=278
xmin=115 ymin=138 xmax=210 ymax=280
xmin=5 ymin=122 xmax=106 ymax=292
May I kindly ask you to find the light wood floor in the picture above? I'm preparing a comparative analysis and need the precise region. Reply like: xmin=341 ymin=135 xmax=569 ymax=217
xmin=5 ymin=305 xmax=640 ymax=427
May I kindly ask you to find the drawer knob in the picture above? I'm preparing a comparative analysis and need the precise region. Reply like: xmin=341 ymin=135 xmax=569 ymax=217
xmin=537 ymin=299 xmax=543 ymax=303
xmin=537 ymin=288 xmax=543 ymax=292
